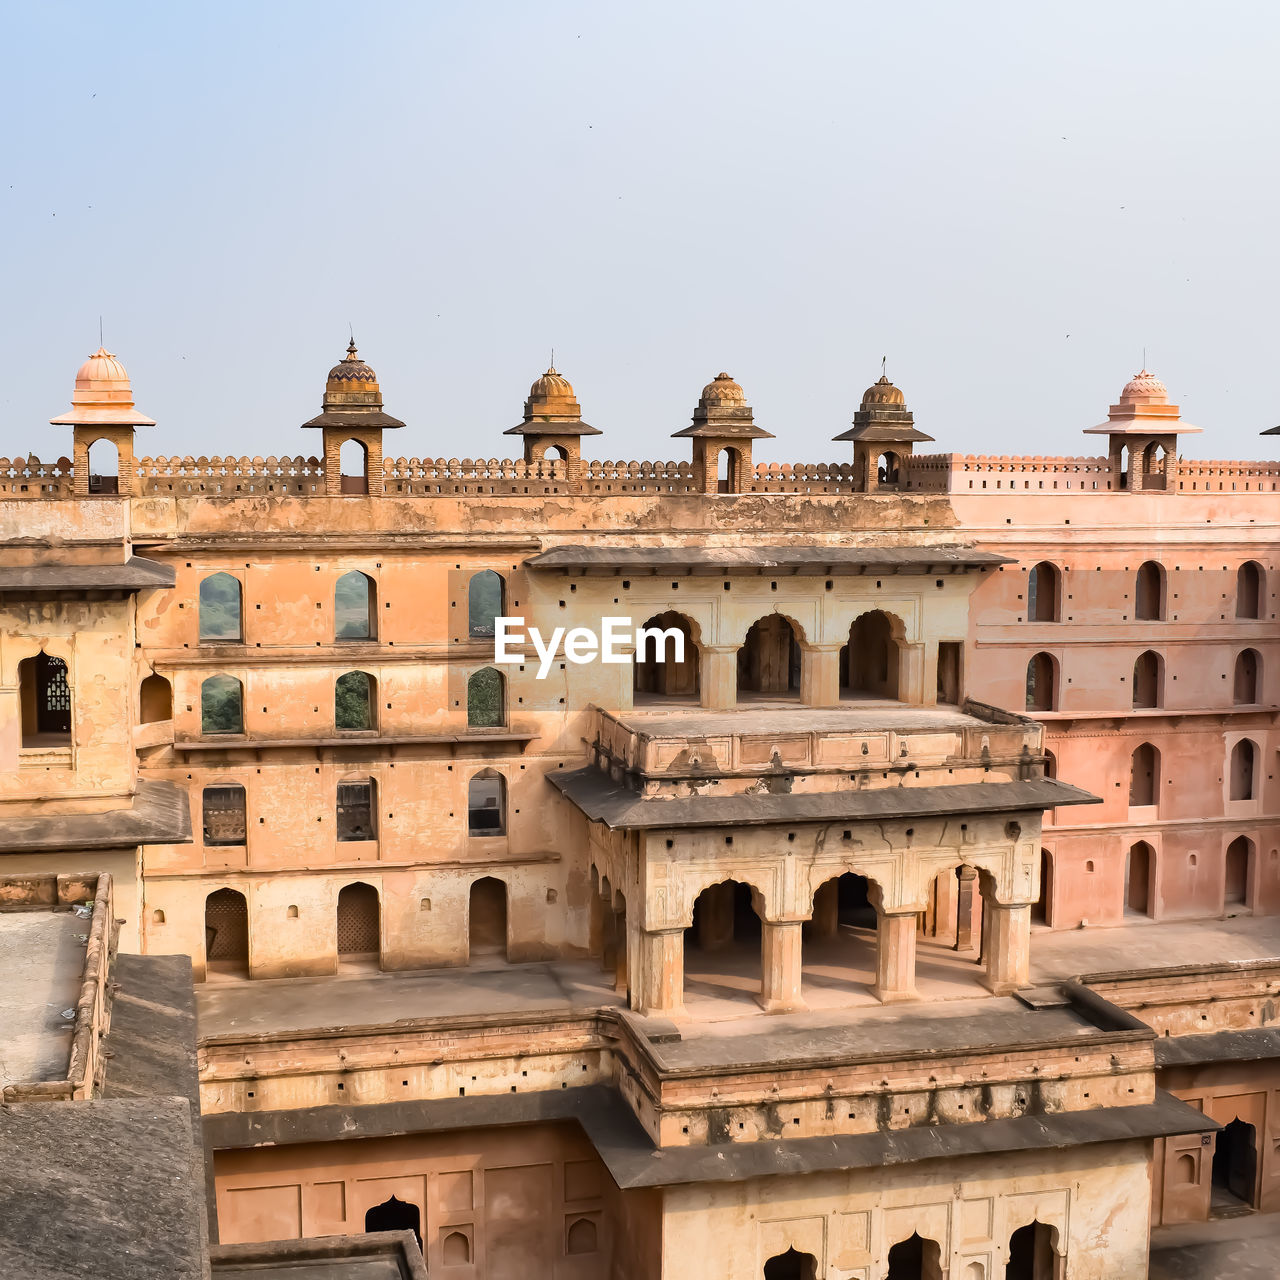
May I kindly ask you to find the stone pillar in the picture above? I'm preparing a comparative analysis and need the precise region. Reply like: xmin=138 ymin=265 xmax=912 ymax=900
xmin=700 ymin=646 xmax=739 ymax=710
xmin=873 ymin=910 xmax=919 ymax=1003
xmin=953 ymin=865 xmax=979 ymax=952
xmin=983 ymin=902 xmax=1031 ymax=995
xmin=760 ymin=920 xmax=805 ymax=1013
xmin=600 ymin=900 xmax=617 ymax=973
xmin=811 ymin=879 xmax=839 ymax=938
xmin=697 ymin=881 xmax=735 ymax=951
xmin=801 ymin=643 xmax=843 ymax=708
xmin=636 ymin=928 xmax=685 ymax=1017
xmin=613 ymin=909 xmax=629 ymax=995
xmin=899 ymin=642 xmax=927 ymax=704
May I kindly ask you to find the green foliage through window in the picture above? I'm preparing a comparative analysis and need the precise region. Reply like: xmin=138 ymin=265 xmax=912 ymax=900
xmin=336 ymin=671 xmax=373 ymax=730
xmin=467 ymin=667 xmax=504 ymax=728
xmin=201 ymin=675 xmax=244 ymax=734
xmin=335 ymin=571 xmax=374 ymax=640
xmin=199 ymin=573 xmax=242 ymax=641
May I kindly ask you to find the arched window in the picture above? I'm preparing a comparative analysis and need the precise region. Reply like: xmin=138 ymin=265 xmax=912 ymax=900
xmin=139 ymin=672 xmax=172 ymax=723
xmin=202 ymin=784 xmax=246 ymax=846
xmin=18 ymin=651 xmax=72 ymax=746
xmin=468 ymin=769 xmax=506 ymax=836
xmin=335 ymin=670 xmax=375 ymax=731
xmin=200 ymin=675 xmax=244 ymax=735
xmin=565 ymin=1218 xmax=598 ymax=1256
xmin=205 ymin=888 xmax=249 ymax=976
xmin=1025 ymin=652 xmax=1056 ymax=712
xmin=199 ymin=573 xmax=243 ymax=642
xmin=364 ymin=1197 xmax=420 ymax=1250
xmin=1132 ymin=650 xmax=1162 ymax=709
xmin=86 ymin=437 xmax=119 ymax=494
xmin=1234 ymin=649 xmax=1261 ymax=705
xmin=1126 ymin=842 xmax=1153 ymax=915
xmin=336 ymin=882 xmax=379 ymax=956
xmin=843 ymin=611 xmax=900 ymax=699
xmin=339 ymin=438 xmax=368 ymax=494
xmin=468 ymin=876 xmax=508 ymax=958
xmin=762 ymin=1247 xmax=817 ymax=1280
xmin=1129 ymin=743 xmax=1159 ymax=807
xmin=1225 ymin=836 xmax=1252 ymax=906
xmin=337 ymin=778 xmax=376 ymax=841
xmin=442 ymin=1231 xmax=472 ymax=1264
xmin=1043 ymin=748 xmax=1057 ymax=778
xmin=885 ymin=1233 xmax=943 ymax=1280
xmin=634 ymin=612 xmax=699 ymax=699
xmin=876 ymin=451 xmax=902 ymax=487
xmin=1135 ymin=561 xmax=1165 ymax=621
xmin=1142 ymin=442 xmax=1168 ymax=490
xmin=334 ymin=570 xmax=376 ymax=640
xmin=1027 ymin=562 xmax=1060 ymax=622
xmin=467 ymin=667 xmax=506 ymax=728
xmin=1007 ymin=1220 xmax=1059 ymax=1280
xmin=1236 ymin=562 xmax=1264 ymax=620
xmin=468 ymin=570 xmax=504 ymax=639
xmin=1230 ymin=739 xmax=1257 ymax=801
xmin=717 ymin=446 xmax=742 ymax=493
xmin=739 ymin=615 xmax=801 ymax=699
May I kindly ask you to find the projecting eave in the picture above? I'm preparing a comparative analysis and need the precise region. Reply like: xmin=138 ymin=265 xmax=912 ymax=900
xmin=300 ymin=410 xmax=405 ymax=429
xmin=503 ymin=420 xmax=603 ymax=436
xmin=0 ymin=779 xmax=192 ymax=852
xmin=0 ymin=557 xmax=174 ymax=595
xmin=523 ymin=544 xmax=1011 ymax=575
xmin=547 ymin=769 xmax=1099 ymax=831
xmin=1082 ymin=420 xmax=1202 ymax=435
xmin=832 ymin=424 xmax=934 ymax=443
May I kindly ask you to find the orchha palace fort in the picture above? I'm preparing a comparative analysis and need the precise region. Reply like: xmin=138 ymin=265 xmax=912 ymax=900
xmin=3 ymin=340 xmax=1280 ymax=1280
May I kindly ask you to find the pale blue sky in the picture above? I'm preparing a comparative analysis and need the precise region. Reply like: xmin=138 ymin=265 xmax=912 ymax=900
xmin=3 ymin=1 xmax=1277 ymax=462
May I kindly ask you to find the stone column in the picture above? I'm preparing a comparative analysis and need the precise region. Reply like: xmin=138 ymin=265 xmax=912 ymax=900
xmin=760 ymin=920 xmax=806 ymax=1013
xmin=811 ymin=879 xmax=839 ymax=938
xmin=873 ymin=910 xmax=919 ymax=1002
xmin=953 ymin=866 xmax=979 ymax=952
xmin=697 ymin=881 xmax=735 ymax=951
xmin=899 ymin=643 xmax=927 ymax=704
xmin=700 ymin=646 xmax=740 ymax=710
xmin=800 ymin=643 xmax=843 ymax=708
xmin=613 ymin=909 xmax=629 ymax=995
xmin=600 ymin=899 xmax=617 ymax=973
xmin=636 ymin=927 xmax=685 ymax=1017
xmin=983 ymin=902 xmax=1031 ymax=995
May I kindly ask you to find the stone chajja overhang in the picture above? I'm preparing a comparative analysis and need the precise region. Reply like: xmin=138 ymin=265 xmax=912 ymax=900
xmin=0 ymin=556 xmax=174 ymax=594
xmin=0 ymin=778 xmax=192 ymax=852
xmin=523 ymin=544 xmax=1009 ymax=575
xmin=548 ymin=767 xmax=1098 ymax=830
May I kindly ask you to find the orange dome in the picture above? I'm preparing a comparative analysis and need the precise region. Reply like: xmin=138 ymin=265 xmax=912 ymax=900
xmin=528 ymin=365 xmax=575 ymax=401
xmin=1120 ymin=369 xmax=1169 ymax=402
xmin=861 ymin=375 xmax=905 ymax=407
xmin=49 ymin=345 xmax=155 ymax=427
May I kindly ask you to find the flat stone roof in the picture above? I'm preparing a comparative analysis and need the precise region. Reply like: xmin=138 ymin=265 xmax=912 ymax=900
xmin=212 ymin=1232 xmax=426 ymax=1279
xmin=525 ymin=544 xmax=1009 ymax=574
xmin=1150 ymin=1213 xmax=1280 ymax=1280
xmin=0 ymin=778 xmax=191 ymax=852
xmin=618 ymin=701 xmax=992 ymax=737
xmin=0 ymin=908 xmax=84 ymax=1089
xmin=0 ymin=555 xmax=174 ymax=594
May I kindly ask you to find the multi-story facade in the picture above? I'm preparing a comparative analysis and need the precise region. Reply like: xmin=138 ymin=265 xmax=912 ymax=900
xmin=2 ymin=344 xmax=1278 ymax=1279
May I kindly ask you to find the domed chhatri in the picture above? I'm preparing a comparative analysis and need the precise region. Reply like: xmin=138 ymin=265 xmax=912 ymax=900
xmin=506 ymin=364 xmax=600 ymax=436
xmin=1086 ymin=366 xmax=1199 ymax=437
xmin=860 ymin=374 xmax=907 ymax=408
xmin=675 ymin=372 xmax=771 ymax=439
xmin=833 ymin=367 xmax=932 ymax=491
xmin=326 ymin=338 xmax=378 ymax=385
xmin=1120 ymin=369 xmax=1169 ymax=403
xmin=698 ymin=372 xmax=747 ymax=406
xmin=49 ymin=346 xmax=156 ymax=427
xmin=302 ymin=338 xmax=404 ymax=431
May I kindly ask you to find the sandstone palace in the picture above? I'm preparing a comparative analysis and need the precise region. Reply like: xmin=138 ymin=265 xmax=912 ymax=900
xmin=2 ymin=344 xmax=1278 ymax=1280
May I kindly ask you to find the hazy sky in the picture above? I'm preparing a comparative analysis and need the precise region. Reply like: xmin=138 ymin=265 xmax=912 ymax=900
xmin=3 ymin=1 xmax=1278 ymax=464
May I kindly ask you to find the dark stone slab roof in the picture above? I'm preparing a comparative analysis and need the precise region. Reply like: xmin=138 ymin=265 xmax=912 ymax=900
xmin=301 ymin=410 xmax=405 ymax=429
xmin=205 ymin=1083 xmax=1211 ymax=1191
xmin=0 ymin=556 xmax=174 ymax=594
xmin=504 ymin=420 xmax=603 ymax=437
xmin=832 ymin=422 xmax=935 ymax=443
xmin=523 ymin=544 xmax=1009 ymax=573
xmin=0 ymin=1097 xmax=206 ymax=1280
xmin=548 ymin=767 xmax=1099 ymax=830
xmin=1154 ymin=1025 xmax=1280 ymax=1068
xmin=212 ymin=1231 xmax=427 ymax=1279
xmin=0 ymin=778 xmax=192 ymax=852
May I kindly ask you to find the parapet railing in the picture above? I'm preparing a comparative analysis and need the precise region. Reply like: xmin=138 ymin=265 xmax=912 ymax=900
xmin=1176 ymin=459 xmax=1280 ymax=492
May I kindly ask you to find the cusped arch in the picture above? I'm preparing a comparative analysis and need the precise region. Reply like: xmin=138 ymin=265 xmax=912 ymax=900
xmin=678 ymin=872 xmax=775 ymax=928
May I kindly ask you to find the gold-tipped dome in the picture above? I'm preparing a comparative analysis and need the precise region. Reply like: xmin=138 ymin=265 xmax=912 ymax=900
xmin=49 ymin=346 xmax=156 ymax=426
xmin=861 ymin=374 xmax=906 ymax=407
xmin=302 ymin=338 xmax=404 ymax=430
xmin=327 ymin=339 xmax=378 ymax=385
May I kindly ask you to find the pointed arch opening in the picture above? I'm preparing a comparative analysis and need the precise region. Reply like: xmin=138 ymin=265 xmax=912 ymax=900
xmin=842 ymin=610 xmax=901 ymax=700
xmin=335 ymin=570 xmax=376 ymax=641
xmin=139 ymin=672 xmax=172 ymax=723
xmin=1135 ymin=561 xmax=1165 ymax=621
xmin=684 ymin=879 xmax=764 ymax=1006
xmin=886 ymin=1232 xmax=943 ymax=1280
xmin=1006 ymin=1220 xmax=1060 ymax=1280
xmin=18 ymin=651 xmax=72 ymax=747
xmin=1027 ymin=562 xmax=1060 ymax=622
xmin=717 ymin=446 xmax=743 ymax=493
xmin=1132 ymin=650 xmax=1162 ymax=709
xmin=633 ymin=612 xmax=699 ymax=702
xmin=1213 ymin=1118 xmax=1258 ymax=1212
xmin=467 ymin=769 xmax=506 ymax=837
xmin=1231 ymin=739 xmax=1258 ymax=802
xmin=199 ymin=572 xmax=243 ymax=642
xmin=1129 ymin=743 xmax=1159 ymax=808
xmin=201 ymin=674 xmax=244 ymax=736
xmin=803 ymin=872 xmax=878 ymax=997
xmin=1125 ymin=841 xmax=1153 ymax=916
xmin=468 ymin=876 xmax=508 ymax=960
xmin=364 ymin=1196 xmax=421 ymax=1250
xmin=467 ymin=666 xmax=506 ymax=729
xmin=1234 ymin=649 xmax=1261 ymax=705
xmin=876 ymin=450 xmax=902 ymax=488
xmin=1025 ymin=652 xmax=1057 ymax=712
xmin=1225 ymin=836 xmax=1253 ymax=909
xmin=339 ymin=438 xmax=368 ymax=494
xmin=1142 ymin=441 xmax=1168 ymax=491
xmin=86 ymin=437 xmax=119 ymax=495
xmin=763 ymin=1248 xmax=817 ymax=1280
xmin=1236 ymin=562 xmax=1264 ymax=620
xmin=204 ymin=888 xmax=248 ymax=979
xmin=738 ymin=615 xmax=801 ymax=701
xmin=335 ymin=670 xmax=375 ymax=731
xmin=337 ymin=882 xmax=380 ymax=962
xmin=468 ymin=570 xmax=505 ymax=639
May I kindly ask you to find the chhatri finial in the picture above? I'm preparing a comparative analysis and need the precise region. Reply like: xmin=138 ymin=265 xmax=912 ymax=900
xmin=345 ymin=337 xmax=358 ymax=360
xmin=548 ymin=347 xmax=556 ymax=375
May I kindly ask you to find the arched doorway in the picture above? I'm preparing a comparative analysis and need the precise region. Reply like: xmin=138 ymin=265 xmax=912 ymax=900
xmin=336 ymin=883 xmax=380 ymax=964
xmin=738 ymin=616 xmax=800 ymax=700
xmin=1125 ymin=842 xmax=1152 ymax=916
xmin=1225 ymin=837 xmax=1252 ymax=909
xmin=1033 ymin=850 xmax=1052 ymax=925
xmin=1129 ymin=743 xmax=1159 ymax=808
xmin=1027 ymin=562 xmax=1060 ymax=622
xmin=1234 ymin=649 xmax=1261 ymax=705
xmin=469 ymin=877 xmax=508 ymax=960
xmin=804 ymin=873 xmax=877 ymax=996
xmin=1006 ymin=1220 xmax=1058 ymax=1279
xmin=1212 ymin=1118 xmax=1258 ymax=1213
xmin=365 ymin=1195 xmax=421 ymax=1249
xmin=205 ymin=888 xmax=249 ymax=979
xmin=717 ymin=446 xmax=742 ymax=493
xmin=842 ymin=611 xmax=900 ymax=699
xmin=684 ymin=880 xmax=764 ymax=1005
xmin=339 ymin=438 xmax=368 ymax=494
xmin=1231 ymin=740 xmax=1257 ymax=801
xmin=633 ymin=612 xmax=699 ymax=700
xmin=763 ymin=1248 xmax=817 ymax=1280
xmin=886 ymin=1233 xmax=943 ymax=1280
